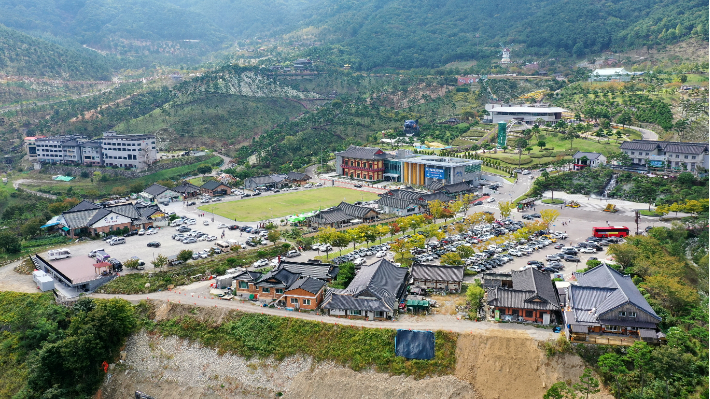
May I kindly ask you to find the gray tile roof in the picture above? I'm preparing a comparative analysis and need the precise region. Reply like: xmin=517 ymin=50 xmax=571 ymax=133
xmin=286 ymin=276 xmax=326 ymax=295
xmin=411 ymin=264 xmax=464 ymax=282
xmin=67 ymin=200 xmax=101 ymax=213
xmin=376 ymin=196 xmax=420 ymax=211
xmin=173 ymin=182 xmax=201 ymax=194
xmin=336 ymin=202 xmax=378 ymax=219
xmin=278 ymin=262 xmax=339 ymax=281
xmin=307 ymin=208 xmax=352 ymax=225
xmin=234 ymin=271 xmax=262 ymax=282
xmin=62 ymin=209 xmax=101 ymax=229
xmin=257 ymin=268 xmax=301 ymax=288
xmin=286 ymin=172 xmax=310 ymax=181
xmin=322 ymin=259 xmax=408 ymax=312
xmin=571 ymin=264 xmax=660 ymax=322
xmin=427 ymin=181 xmax=444 ymax=191
xmin=573 ymin=151 xmax=603 ymax=160
xmin=201 ymin=180 xmax=228 ymax=190
xmin=620 ymin=140 xmax=708 ymax=155
xmin=85 ymin=209 xmax=112 ymax=227
xmin=438 ymin=181 xmax=475 ymax=194
xmin=486 ymin=268 xmax=560 ymax=311
xmin=336 ymin=145 xmax=391 ymax=160
xmin=143 ymin=183 xmax=169 ymax=197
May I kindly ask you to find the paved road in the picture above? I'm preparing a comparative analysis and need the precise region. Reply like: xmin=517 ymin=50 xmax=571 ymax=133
xmin=620 ymin=125 xmax=659 ymax=141
xmin=13 ymin=179 xmax=58 ymax=199
xmin=90 ymin=286 xmax=555 ymax=340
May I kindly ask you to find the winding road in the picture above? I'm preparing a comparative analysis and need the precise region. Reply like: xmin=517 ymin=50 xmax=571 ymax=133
xmin=617 ymin=125 xmax=659 ymax=141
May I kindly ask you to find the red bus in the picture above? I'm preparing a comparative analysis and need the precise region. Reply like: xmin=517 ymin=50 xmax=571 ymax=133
xmin=592 ymin=226 xmax=630 ymax=238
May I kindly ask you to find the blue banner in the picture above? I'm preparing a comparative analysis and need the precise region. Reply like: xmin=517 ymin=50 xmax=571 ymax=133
xmin=425 ymin=167 xmax=445 ymax=179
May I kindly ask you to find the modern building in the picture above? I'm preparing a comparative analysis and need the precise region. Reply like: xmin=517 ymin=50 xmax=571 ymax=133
xmin=31 ymin=131 xmax=157 ymax=170
xmin=564 ymin=264 xmax=663 ymax=344
xmin=572 ymin=152 xmax=607 ymax=169
xmin=321 ymin=259 xmax=408 ymax=320
xmin=484 ymin=268 xmax=561 ymax=325
xmin=31 ymin=253 xmax=118 ymax=297
xmin=619 ymin=140 xmax=709 ymax=173
xmin=483 ymin=104 xmax=566 ymax=124
xmin=589 ymin=68 xmax=633 ymax=82
xmin=393 ymin=154 xmax=482 ymax=187
xmin=101 ymin=131 xmax=157 ymax=169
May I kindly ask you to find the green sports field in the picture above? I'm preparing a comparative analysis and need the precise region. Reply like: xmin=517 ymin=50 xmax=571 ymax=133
xmin=199 ymin=187 xmax=380 ymax=222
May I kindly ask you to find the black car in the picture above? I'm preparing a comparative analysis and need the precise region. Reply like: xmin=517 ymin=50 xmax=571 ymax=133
xmin=522 ymin=214 xmax=534 ymax=220
xmin=242 ymin=193 xmax=251 ymax=197
xmin=531 ymin=213 xmax=542 ymax=218
xmin=108 ymin=258 xmax=123 ymax=272
xmin=228 ymin=225 xmax=240 ymax=230
xmin=473 ymin=201 xmax=483 ymax=206
xmin=527 ymin=260 xmax=544 ymax=266
xmin=252 ymin=192 xmax=261 ymax=196
xmin=147 ymin=241 xmax=161 ymax=248
xmin=564 ymin=255 xmax=580 ymax=262
xmin=187 ymin=201 xmax=197 ymax=206
xmin=353 ymin=184 xmax=363 ymax=188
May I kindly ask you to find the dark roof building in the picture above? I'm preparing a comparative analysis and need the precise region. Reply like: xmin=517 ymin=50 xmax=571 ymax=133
xmin=336 ymin=146 xmax=391 ymax=160
xmin=321 ymin=259 xmax=408 ymax=320
xmin=564 ymin=264 xmax=662 ymax=343
xmin=619 ymin=140 xmax=708 ymax=173
xmin=485 ymin=268 xmax=560 ymax=324
xmin=201 ymin=180 xmax=231 ymax=195
xmin=410 ymin=264 xmax=464 ymax=292
xmin=572 ymin=152 xmax=607 ymax=168
xmin=307 ymin=202 xmax=379 ymax=227
xmin=278 ymin=261 xmax=339 ymax=282
xmin=376 ymin=189 xmax=451 ymax=216
xmin=173 ymin=182 xmax=201 ymax=197
xmin=286 ymin=172 xmax=310 ymax=182
xmin=436 ymin=180 xmax=477 ymax=196
xmin=57 ymin=200 xmax=162 ymax=237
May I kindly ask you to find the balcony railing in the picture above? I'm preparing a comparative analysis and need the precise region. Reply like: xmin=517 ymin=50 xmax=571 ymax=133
xmin=341 ymin=164 xmax=384 ymax=172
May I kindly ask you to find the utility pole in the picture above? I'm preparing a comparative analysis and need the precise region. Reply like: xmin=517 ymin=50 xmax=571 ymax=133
xmin=635 ymin=210 xmax=640 ymax=235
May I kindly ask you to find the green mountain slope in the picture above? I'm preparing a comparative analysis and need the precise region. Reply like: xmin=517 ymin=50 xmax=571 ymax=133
xmin=0 ymin=24 xmax=112 ymax=80
xmin=299 ymin=0 xmax=709 ymax=70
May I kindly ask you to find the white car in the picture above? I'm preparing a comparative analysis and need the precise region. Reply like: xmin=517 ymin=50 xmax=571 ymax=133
xmin=353 ymin=258 xmax=366 ymax=266
xmin=508 ymin=249 xmax=522 ymax=257
xmin=218 ymin=223 xmax=228 ymax=229
xmin=185 ymin=220 xmax=196 ymax=225
xmin=376 ymin=251 xmax=387 ymax=258
xmin=486 ymin=197 xmax=496 ymax=203
xmin=207 ymin=236 xmax=217 ymax=241
xmin=580 ymin=247 xmax=596 ymax=254
xmin=203 ymin=220 xmax=210 ymax=226
xmin=138 ymin=229 xmax=145 ymax=235
xmin=253 ymin=259 xmax=269 ymax=268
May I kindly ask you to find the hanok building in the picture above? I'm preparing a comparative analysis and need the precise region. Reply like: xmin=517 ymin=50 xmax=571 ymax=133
xmin=321 ymin=259 xmax=408 ymax=320
xmin=139 ymin=183 xmax=179 ymax=204
xmin=173 ymin=182 xmax=201 ymax=199
xmin=484 ymin=268 xmax=561 ymax=325
xmin=285 ymin=171 xmax=311 ymax=185
xmin=58 ymin=200 xmax=162 ymax=238
xmin=434 ymin=181 xmax=478 ymax=197
xmin=410 ymin=264 xmax=464 ymax=292
xmin=376 ymin=189 xmax=451 ymax=216
xmin=572 ymin=152 xmax=607 ymax=169
xmin=564 ymin=264 xmax=663 ymax=344
xmin=619 ymin=140 xmax=709 ymax=173
xmin=335 ymin=146 xmax=392 ymax=181
xmin=307 ymin=201 xmax=379 ymax=228
xmin=200 ymin=180 xmax=232 ymax=196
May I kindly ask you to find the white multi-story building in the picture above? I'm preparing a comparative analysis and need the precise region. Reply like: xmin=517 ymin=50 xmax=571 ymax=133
xmin=483 ymin=104 xmax=566 ymax=124
xmin=30 ymin=132 xmax=157 ymax=170
xmin=619 ymin=140 xmax=709 ymax=173
xmin=101 ymin=131 xmax=157 ymax=170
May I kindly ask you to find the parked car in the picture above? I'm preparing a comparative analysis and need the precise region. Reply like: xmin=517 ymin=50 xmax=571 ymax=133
xmin=218 ymin=223 xmax=228 ymax=229
xmin=285 ymin=250 xmax=300 ymax=258
xmin=564 ymin=255 xmax=580 ymax=262
xmin=353 ymin=258 xmax=366 ymax=266
xmin=228 ymin=225 xmax=240 ymax=230
xmin=147 ymin=241 xmax=161 ymax=248
xmin=473 ymin=201 xmax=483 ymax=206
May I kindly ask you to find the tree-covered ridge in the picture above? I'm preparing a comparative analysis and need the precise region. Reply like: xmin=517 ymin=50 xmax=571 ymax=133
xmin=0 ymin=24 xmax=112 ymax=80
xmin=300 ymin=0 xmax=708 ymax=70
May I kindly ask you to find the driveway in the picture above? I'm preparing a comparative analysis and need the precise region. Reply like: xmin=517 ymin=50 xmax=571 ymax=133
xmin=620 ymin=125 xmax=658 ymax=141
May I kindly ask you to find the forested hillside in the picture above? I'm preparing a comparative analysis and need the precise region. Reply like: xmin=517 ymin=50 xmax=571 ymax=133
xmin=0 ymin=24 xmax=112 ymax=80
xmin=300 ymin=0 xmax=709 ymax=70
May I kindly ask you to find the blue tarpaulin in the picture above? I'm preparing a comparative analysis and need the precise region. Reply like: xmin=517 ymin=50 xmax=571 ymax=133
xmin=395 ymin=329 xmax=435 ymax=360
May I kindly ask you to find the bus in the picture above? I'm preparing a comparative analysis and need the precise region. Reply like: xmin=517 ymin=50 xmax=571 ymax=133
xmin=592 ymin=226 xmax=630 ymax=238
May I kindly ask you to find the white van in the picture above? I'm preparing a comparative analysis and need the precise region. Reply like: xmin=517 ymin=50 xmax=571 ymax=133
xmin=110 ymin=237 xmax=126 ymax=246
xmin=88 ymin=248 xmax=105 ymax=258
xmin=48 ymin=248 xmax=71 ymax=260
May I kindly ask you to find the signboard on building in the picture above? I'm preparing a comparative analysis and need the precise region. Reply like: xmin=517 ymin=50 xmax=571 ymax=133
xmin=425 ymin=167 xmax=445 ymax=179
xmin=497 ymin=122 xmax=507 ymax=148
xmin=649 ymin=160 xmax=664 ymax=167
xmin=465 ymin=164 xmax=481 ymax=173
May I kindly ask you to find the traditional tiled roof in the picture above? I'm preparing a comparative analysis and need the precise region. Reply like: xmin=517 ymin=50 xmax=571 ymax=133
xmin=173 ymin=182 xmax=201 ymax=194
xmin=376 ymin=196 xmax=420 ymax=211
xmin=257 ymin=268 xmax=300 ymax=288
xmin=66 ymin=200 xmax=101 ymax=213
xmin=570 ymin=264 xmax=660 ymax=323
xmin=411 ymin=264 xmax=464 ymax=282
xmin=486 ymin=268 xmax=560 ymax=311
xmin=286 ymin=172 xmax=310 ymax=181
xmin=234 ymin=271 xmax=262 ymax=282
xmin=278 ymin=261 xmax=339 ymax=281
xmin=201 ymin=180 xmax=228 ymax=190
xmin=307 ymin=208 xmax=352 ymax=225
xmin=322 ymin=259 xmax=408 ymax=312
xmin=573 ymin=151 xmax=603 ymax=160
xmin=62 ymin=209 xmax=101 ymax=229
xmin=620 ymin=140 xmax=708 ymax=155
xmin=286 ymin=276 xmax=326 ymax=295
xmin=142 ymin=183 xmax=170 ymax=197
xmin=336 ymin=145 xmax=390 ymax=160
xmin=336 ymin=202 xmax=378 ymax=219
xmin=437 ymin=181 xmax=475 ymax=194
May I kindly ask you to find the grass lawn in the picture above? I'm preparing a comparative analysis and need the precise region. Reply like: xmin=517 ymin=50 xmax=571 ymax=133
xmin=639 ymin=210 xmax=661 ymax=217
xmin=201 ymin=187 xmax=380 ymax=222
